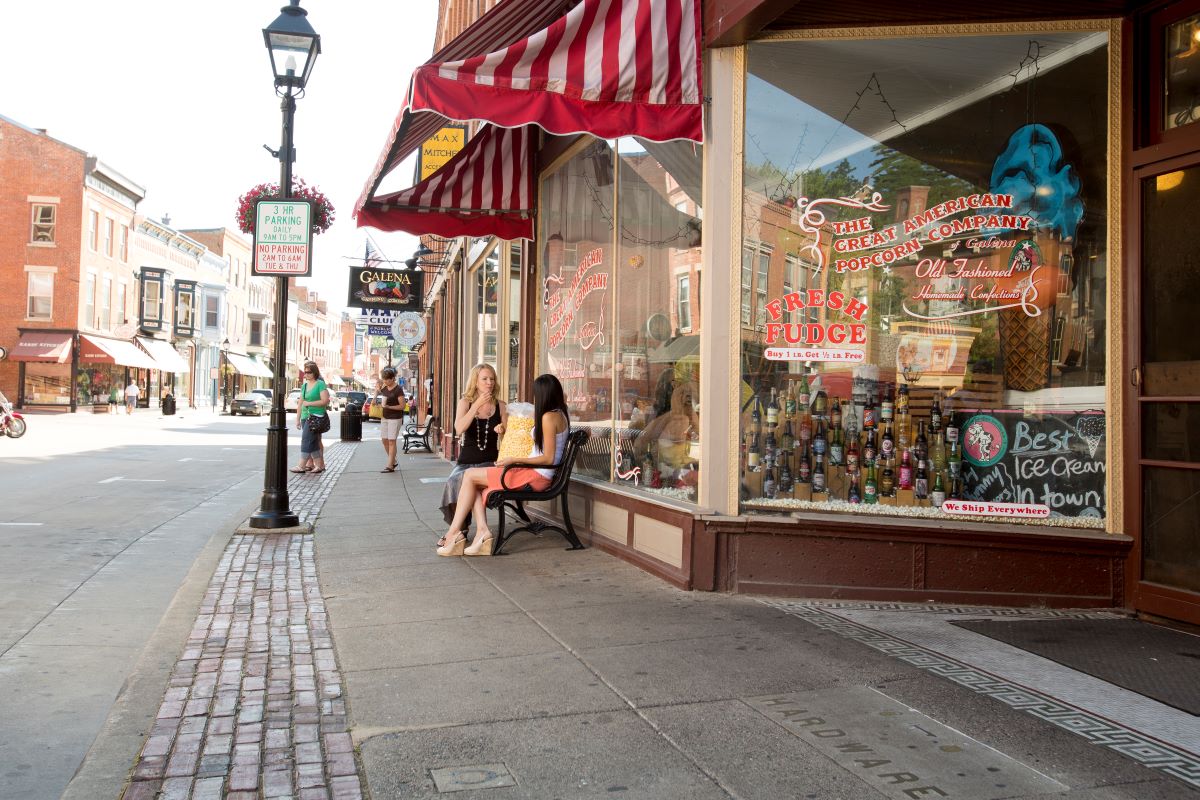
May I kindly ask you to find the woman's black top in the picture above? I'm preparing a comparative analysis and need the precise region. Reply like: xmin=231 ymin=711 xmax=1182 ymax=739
xmin=458 ymin=402 xmax=501 ymax=465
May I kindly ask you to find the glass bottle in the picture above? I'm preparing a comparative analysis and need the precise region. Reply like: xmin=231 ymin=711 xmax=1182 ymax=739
xmin=779 ymin=451 xmax=794 ymax=494
xmin=812 ymin=453 xmax=827 ymax=494
xmin=763 ymin=464 xmax=778 ymax=499
xmin=880 ymin=421 xmax=895 ymax=462
xmin=847 ymin=471 xmax=862 ymax=504
xmin=881 ymin=387 xmax=894 ymax=424
xmin=797 ymin=443 xmax=812 ymax=484
xmin=846 ymin=433 xmax=860 ymax=475
xmin=948 ymin=440 xmax=962 ymax=481
xmin=863 ymin=428 xmax=877 ymax=466
xmin=812 ymin=419 xmax=827 ymax=459
xmin=930 ymin=470 xmax=946 ymax=508
xmin=747 ymin=432 xmax=762 ymax=473
xmin=898 ymin=448 xmax=913 ymax=490
xmin=930 ymin=391 xmax=943 ymax=435
xmin=750 ymin=389 xmax=762 ymax=433
xmin=797 ymin=372 xmax=811 ymax=409
xmin=830 ymin=396 xmax=842 ymax=430
xmin=863 ymin=461 xmax=878 ymax=504
xmin=896 ymin=382 xmax=910 ymax=415
xmin=845 ymin=399 xmax=859 ymax=448
xmin=784 ymin=383 xmax=797 ymax=419
xmin=949 ymin=475 xmax=963 ymax=501
xmin=931 ymin=431 xmax=947 ymax=473
xmin=813 ymin=389 xmax=828 ymax=419
xmin=766 ymin=387 xmax=780 ymax=427
xmin=799 ymin=407 xmax=813 ymax=448
xmin=780 ymin=418 xmax=795 ymax=454
xmin=880 ymin=456 xmax=895 ymax=497
xmin=915 ymin=420 xmax=929 ymax=465
xmin=764 ymin=427 xmax=778 ymax=470
xmin=863 ymin=392 xmax=878 ymax=430
xmin=914 ymin=458 xmax=929 ymax=500
xmin=828 ymin=424 xmax=844 ymax=467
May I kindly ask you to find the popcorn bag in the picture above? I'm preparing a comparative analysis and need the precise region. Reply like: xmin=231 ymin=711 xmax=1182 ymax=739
xmin=498 ymin=402 xmax=535 ymax=461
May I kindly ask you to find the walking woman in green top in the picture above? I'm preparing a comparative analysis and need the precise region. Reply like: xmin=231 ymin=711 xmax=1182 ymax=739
xmin=292 ymin=360 xmax=330 ymax=474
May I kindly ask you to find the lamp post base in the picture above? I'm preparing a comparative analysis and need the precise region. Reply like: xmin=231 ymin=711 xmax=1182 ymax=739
xmin=247 ymin=509 xmax=302 ymax=529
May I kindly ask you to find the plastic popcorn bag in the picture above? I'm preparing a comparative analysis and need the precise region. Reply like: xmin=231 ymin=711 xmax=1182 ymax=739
xmin=498 ymin=402 xmax=535 ymax=461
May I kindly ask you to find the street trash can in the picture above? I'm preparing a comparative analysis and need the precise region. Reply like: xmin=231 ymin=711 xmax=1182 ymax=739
xmin=341 ymin=403 xmax=362 ymax=441
xmin=162 ymin=394 xmax=177 ymax=416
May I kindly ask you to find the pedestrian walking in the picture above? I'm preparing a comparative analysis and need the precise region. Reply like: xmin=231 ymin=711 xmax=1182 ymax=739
xmin=292 ymin=361 xmax=330 ymax=474
xmin=423 ymin=372 xmax=434 ymax=418
xmin=438 ymin=364 xmax=507 ymax=540
xmin=124 ymin=380 xmax=140 ymax=414
xmin=376 ymin=367 xmax=406 ymax=473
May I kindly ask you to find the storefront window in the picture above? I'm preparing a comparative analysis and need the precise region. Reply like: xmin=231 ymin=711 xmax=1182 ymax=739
xmin=505 ymin=242 xmax=522 ymax=402
xmin=140 ymin=268 xmax=165 ymax=331
xmin=23 ymin=363 xmax=71 ymax=406
xmin=539 ymin=137 xmax=704 ymax=501
xmin=741 ymin=30 xmax=1109 ymax=527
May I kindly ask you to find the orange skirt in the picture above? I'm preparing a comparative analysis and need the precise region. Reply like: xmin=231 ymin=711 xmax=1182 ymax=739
xmin=483 ymin=465 xmax=551 ymax=504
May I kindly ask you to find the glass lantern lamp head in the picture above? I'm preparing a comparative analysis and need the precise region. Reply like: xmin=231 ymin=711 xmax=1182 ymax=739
xmin=264 ymin=0 xmax=321 ymax=93
xmin=901 ymin=362 xmax=923 ymax=384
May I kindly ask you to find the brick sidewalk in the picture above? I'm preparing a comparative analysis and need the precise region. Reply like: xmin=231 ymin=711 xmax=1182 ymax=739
xmin=122 ymin=442 xmax=361 ymax=800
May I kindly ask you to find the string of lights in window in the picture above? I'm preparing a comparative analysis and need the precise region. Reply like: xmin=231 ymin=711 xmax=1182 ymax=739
xmin=578 ymin=171 xmax=701 ymax=250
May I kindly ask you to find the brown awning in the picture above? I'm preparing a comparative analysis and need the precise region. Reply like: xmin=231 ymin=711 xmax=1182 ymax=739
xmin=79 ymin=334 xmax=160 ymax=370
xmin=10 ymin=331 xmax=73 ymax=363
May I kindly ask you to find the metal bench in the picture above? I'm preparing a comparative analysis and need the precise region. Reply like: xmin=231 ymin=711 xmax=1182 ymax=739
xmin=484 ymin=428 xmax=590 ymax=555
xmin=402 ymin=416 xmax=439 ymax=454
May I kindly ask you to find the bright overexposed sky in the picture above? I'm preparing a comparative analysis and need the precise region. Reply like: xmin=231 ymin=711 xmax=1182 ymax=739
xmin=0 ymin=1 xmax=439 ymax=314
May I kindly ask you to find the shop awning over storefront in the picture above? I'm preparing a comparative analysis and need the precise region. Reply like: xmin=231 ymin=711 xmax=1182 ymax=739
xmin=227 ymin=353 xmax=274 ymax=379
xmin=357 ymin=124 xmax=534 ymax=239
xmin=135 ymin=337 xmax=190 ymax=374
xmin=356 ymin=0 xmax=703 ymax=239
xmin=10 ymin=331 xmax=73 ymax=363
xmin=79 ymin=334 xmax=160 ymax=370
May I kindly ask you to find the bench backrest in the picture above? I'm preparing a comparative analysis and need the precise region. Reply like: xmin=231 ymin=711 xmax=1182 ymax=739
xmin=543 ymin=428 xmax=590 ymax=496
xmin=420 ymin=416 xmax=438 ymax=435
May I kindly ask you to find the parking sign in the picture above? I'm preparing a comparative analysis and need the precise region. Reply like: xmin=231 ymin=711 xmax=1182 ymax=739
xmin=253 ymin=200 xmax=313 ymax=277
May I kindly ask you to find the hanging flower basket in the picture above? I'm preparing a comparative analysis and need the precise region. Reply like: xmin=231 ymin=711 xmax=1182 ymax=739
xmin=236 ymin=178 xmax=335 ymax=236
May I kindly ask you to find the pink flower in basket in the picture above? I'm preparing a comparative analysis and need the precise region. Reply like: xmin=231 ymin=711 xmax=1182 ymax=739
xmin=236 ymin=178 xmax=335 ymax=236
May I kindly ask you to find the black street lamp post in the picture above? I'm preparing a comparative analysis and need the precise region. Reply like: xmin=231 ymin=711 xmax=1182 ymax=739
xmin=250 ymin=0 xmax=320 ymax=530
xmin=221 ymin=337 xmax=231 ymax=413
xmin=386 ymin=335 xmax=395 ymax=369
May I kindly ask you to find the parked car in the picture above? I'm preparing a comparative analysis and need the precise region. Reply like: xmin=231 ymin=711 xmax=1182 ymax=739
xmin=231 ymin=391 xmax=271 ymax=416
xmin=284 ymin=388 xmax=301 ymax=411
xmin=251 ymin=388 xmax=273 ymax=403
xmin=327 ymin=392 xmax=343 ymax=412
xmin=341 ymin=391 xmax=367 ymax=413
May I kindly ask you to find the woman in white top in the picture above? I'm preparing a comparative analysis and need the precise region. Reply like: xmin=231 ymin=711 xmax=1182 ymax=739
xmin=437 ymin=374 xmax=570 ymax=557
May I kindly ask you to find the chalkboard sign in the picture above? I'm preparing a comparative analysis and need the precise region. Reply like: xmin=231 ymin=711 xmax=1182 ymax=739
xmin=952 ymin=409 xmax=1105 ymax=519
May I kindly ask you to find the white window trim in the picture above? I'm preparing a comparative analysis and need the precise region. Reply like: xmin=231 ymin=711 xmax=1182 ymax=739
xmin=87 ymin=209 xmax=100 ymax=252
xmin=29 ymin=202 xmax=57 ymax=247
xmin=25 ymin=265 xmax=56 ymax=321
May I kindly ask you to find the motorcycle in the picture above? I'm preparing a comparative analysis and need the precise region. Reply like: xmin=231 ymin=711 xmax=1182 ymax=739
xmin=0 ymin=391 xmax=26 ymax=439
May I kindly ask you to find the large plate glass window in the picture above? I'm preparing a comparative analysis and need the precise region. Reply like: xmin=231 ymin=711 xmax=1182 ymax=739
xmin=741 ymin=29 xmax=1109 ymax=527
xmin=538 ymin=138 xmax=704 ymax=501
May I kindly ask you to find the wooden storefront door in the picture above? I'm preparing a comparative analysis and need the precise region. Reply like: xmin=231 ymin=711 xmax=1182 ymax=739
xmin=1131 ymin=159 xmax=1200 ymax=625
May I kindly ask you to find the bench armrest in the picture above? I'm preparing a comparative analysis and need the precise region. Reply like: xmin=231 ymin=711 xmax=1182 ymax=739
xmin=498 ymin=461 xmax=563 ymax=491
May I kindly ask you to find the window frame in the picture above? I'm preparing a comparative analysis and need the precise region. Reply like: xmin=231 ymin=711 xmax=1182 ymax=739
xmin=677 ymin=272 xmax=692 ymax=331
xmin=139 ymin=268 xmax=166 ymax=331
xmin=30 ymin=204 xmax=56 ymax=244
xmin=103 ymin=218 xmax=115 ymax=258
xmin=88 ymin=210 xmax=100 ymax=252
xmin=26 ymin=269 xmax=54 ymax=320
xmin=174 ymin=281 xmax=198 ymax=337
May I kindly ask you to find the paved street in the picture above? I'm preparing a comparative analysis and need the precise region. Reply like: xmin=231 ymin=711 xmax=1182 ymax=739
xmin=0 ymin=408 xmax=302 ymax=800
xmin=4 ymin=411 xmax=1200 ymax=799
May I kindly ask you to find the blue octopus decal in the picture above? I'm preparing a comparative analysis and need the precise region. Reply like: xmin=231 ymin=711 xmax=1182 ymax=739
xmin=988 ymin=124 xmax=1084 ymax=240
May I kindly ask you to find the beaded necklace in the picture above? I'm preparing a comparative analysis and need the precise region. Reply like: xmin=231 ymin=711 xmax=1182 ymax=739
xmin=474 ymin=407 xmax=491 ymax=450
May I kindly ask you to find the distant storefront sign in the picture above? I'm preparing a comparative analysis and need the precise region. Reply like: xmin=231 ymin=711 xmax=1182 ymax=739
xmin=416 ymin=125 xmax=467 ymax=183
xmin=347 ymin=267 xmax=424 ymax=311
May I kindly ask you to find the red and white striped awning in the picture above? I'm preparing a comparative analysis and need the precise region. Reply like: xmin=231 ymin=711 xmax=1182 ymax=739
xmin=357 ymin=124 xmax=534 ymax=240
xmin=356 ymin=0 xmax=703 ymax=239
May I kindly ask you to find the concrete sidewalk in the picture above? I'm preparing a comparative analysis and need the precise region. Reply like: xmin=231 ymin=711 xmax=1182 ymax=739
xmin=316 ymin=443 xmax=1200 ymax=798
